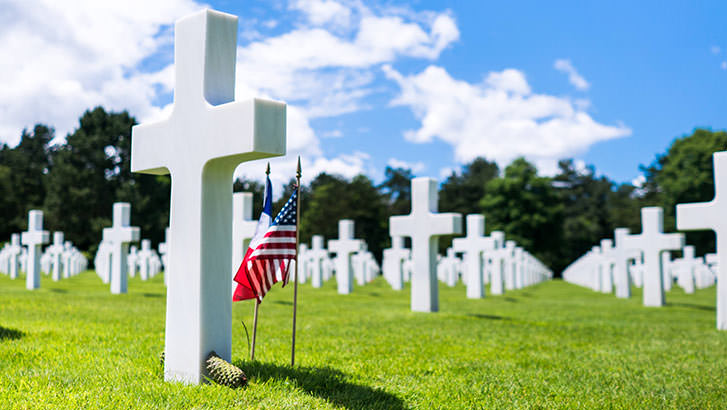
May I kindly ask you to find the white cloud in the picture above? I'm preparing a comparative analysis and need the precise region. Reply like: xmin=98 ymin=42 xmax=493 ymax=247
xmin=721 ymin=61 xmax=727 ymax=70
xmin=235 ymin=3 xmax=458 ymax=119
xmin=712 ymin=45 xmax=721 ymax=55
xmin=554 ymin=59 xmax=590 ymax=91
xmin=439 ymin=166 xmax=456 ymax=180
xmin=0 ymin=0 xmax=203 ymax=145
xmin=387 ymin=158 xmax=425 ymax=173
xmin=383 ymin=64 xmax=631 ymax=174
xmin=322 ymin=129 xmax=344 ymax=138
xmin=632 ymin=174 xmax=646 ymax=188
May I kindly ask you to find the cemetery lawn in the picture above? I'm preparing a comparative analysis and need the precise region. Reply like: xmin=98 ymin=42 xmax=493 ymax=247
xmin=1 ymin=274 xmax=726 ymax=409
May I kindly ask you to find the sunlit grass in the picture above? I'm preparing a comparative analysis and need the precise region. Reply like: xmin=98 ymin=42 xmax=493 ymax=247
xmin=1 ymin=271 xmax=725 ymax=409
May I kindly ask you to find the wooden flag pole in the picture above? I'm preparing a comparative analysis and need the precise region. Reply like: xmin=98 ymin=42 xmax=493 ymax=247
xmin=291 ymin=156 xmax=302 ymax=367
xmin=250 ymin=162 xmax=270 ymax=361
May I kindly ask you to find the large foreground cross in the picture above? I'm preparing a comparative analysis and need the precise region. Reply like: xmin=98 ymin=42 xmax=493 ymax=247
xmin=390 ymin=177 xmax=462 ymax=312
xmin=622 ymin=207 xmax=683 ymax=307
xmin=131 ymin=9 xmax=286 ymax=383
xmin=676 ymin=151 xmax=727 ymax=330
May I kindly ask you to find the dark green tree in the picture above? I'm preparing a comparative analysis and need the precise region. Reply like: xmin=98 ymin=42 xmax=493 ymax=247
xmin=480 ymin=157 xmax=563 ymax=270
xmin=439 ymin=157 xmax=499 ymax=216
xmin=44 ymin=107 xmax=170 ymax=255
xmin=0 ymin=125 xmax=53 ymax=239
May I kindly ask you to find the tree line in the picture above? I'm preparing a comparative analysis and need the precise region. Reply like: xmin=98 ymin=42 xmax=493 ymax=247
xmin=1 ymin=107 xmax=725 ymax=275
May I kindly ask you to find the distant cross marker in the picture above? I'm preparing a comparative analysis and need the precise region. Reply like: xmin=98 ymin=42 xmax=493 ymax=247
xmin=131 ymin=9 xmax=286 ymax=383
xmin=328 ymin=220 xmax=364 ymax=294
xmin=383 ymin=236 xmax=410 ymax=291
xmin=232 ymin=192 xmax=257 ymax=289
xmin=8 ymin=234 xmax=22 ymax=280
xmin=103 ymin=203 xmax=140 ymax=294
xmin=21 ymin=210 xmax=49 ymax=289
xmin=453 ymin=214 xmax=493 ymax=299
xmin=390 ymin=177 xmax=462 ymax=312
xmin=622 ymin=207 xmax=683 ymax=307
xmin=612 ymin=228 xmax=637 ymax=298
xmin=677 ymin=151 xmax=727 ymax=330
xmin=308 ymin=235 xmax=329 ymax=288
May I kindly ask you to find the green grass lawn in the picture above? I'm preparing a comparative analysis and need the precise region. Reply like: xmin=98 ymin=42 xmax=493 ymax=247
xmin=1 ymin=272 xmax=726 ymax=409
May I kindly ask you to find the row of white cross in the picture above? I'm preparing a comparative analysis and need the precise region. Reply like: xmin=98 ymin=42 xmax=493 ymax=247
xmin=0 ymin=211 xmax=87 ymax=287
xmin=562 ymin=150 xmax=727 ymax=331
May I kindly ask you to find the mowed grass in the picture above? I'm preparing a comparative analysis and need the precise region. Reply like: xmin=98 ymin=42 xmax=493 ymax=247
xmin=1 ymin=271 xmax=726 ymax=409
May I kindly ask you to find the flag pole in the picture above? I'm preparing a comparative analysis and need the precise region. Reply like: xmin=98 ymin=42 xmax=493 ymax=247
xmin=250 ymin=300 xmax=259 ymax=360
xmin=251 ymin=162 xmax=270 ymax=361
xmin=291 ymin=156 xmax=301 ymax=367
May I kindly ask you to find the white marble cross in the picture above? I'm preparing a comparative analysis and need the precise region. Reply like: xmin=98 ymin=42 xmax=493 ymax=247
xmin=21 ymin=210 xmax=49 ymax=289
xmin=128 ymin=246 xmax=139 ymax=278
xmin=8 ymin=234 xmax=22 ymax=280
xmin=328 ymin=220 xmax=364 ymax=294
xmin=453 ymin=214 xmax=494 ymax=299
xmin=102 ymin=203 xmax=140 ymax=294
xmin=232 ymin=192 xmax=257 ymax=280
xmin=308 ymin=235 xmax=328 ymax=288
xmin=383 ymin=236 xmax=410 ymax=290
xmin=489 ymin=231 xmax=506 ymax=295
xmin=390 ymin=177 xmax=462 ymax=312
xmin=130 ymin=9 xmax=286 ymax=383
xmin=676 ymin=151 xmax=727 ymax=329
xmin=503 ymin=241 xmax=516 ymax=290
xmin=159 ymin=227 xmax=169 ymax=285
xmin=49 ymin=232 xmax=64 ymax=281
xmin=622 ymin=207 xmax=684 ymax=307
xmin=674 ymin=245 xmax=698 ymax=294
xmin=599 ymin=239 xmax=615 ymax=294
xmin=138 ymin=239 xmax=154 ymax=280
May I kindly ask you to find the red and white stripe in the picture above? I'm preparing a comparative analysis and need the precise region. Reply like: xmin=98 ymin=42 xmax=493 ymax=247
xmin=243 ymin=225 xmax=297 ymax=301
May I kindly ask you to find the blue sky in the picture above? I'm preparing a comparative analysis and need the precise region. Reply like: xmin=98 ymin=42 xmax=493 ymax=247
xmin=1 ymin=0 xmax=725 ymax=188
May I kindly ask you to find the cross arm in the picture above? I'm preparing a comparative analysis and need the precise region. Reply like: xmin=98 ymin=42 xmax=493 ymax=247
xmin=676 ymin=201 xmax=719 ymax=232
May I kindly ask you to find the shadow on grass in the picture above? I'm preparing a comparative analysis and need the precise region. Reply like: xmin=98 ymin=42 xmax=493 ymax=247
xmin=240 ymin=361 xmax=405 ymax=410
xmin=272 ymin=301 xmax=293 ymax=306
xmin=142 ymin=293 xmax=164 ymax=298
xmin=466 ymin=313 xmax=511 ymax=321
xmin=368 ymin=292 xmax=380 ymax=297
xmin=504 ymin=297 xmax=518 ymax=303
xmin=48 ymin=288 xmax=68 ymax=293
xmin=0 ymin=326 xmax=24 ymax=341
xmin=667 ymin=302 xmax=715 ymax=312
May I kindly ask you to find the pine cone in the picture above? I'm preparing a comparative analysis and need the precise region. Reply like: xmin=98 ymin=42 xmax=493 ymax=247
xmin=206 ymin=351 xmax=248 ymax=389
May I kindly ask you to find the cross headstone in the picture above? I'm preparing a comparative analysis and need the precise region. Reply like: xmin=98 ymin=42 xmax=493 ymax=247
xmin=21 ymin=210 xmax=50 ymax=289
xmin=49 ymin=232 xmax=64 ymax=281
xmin=102 ymin=203 xmax=140 ymax=294
xmin=599 ymin=239 xmax=615 ymax=294
xmin=661 ymin=251 xmax=674 ymax=291
xmin=159 ymin=227 xmax=169 ymax=285
xmin=8 ymin=234 xmax=22 ymax=280
xmin=489 ymin=231 xmax=506 ymax=295
xmin=328 ymin=220 xmax=364 ymax=294
xmin=452 ymin=214 xmax=494 ymax=299
xmin=674 ymin=245 xmax=698 ymax=294
xmin=676 ymin=151 xmax=727 ymax=329
xmin=138 ymin=239 xmax=154 ymax=280
xmin=308 ymin=235 xmax=328 ymax=288
xmin=622 ymin=207 xmax=684 ymax=307
xmin=130 ymin=10 xmax=286 ymax=383
xmin=390 ymin=177 xmax=462 ymax=312
xmin=232 ymin=192 xmax=257 ymax=280
xmin=383 ymin=236 xmax=410 ymax=290
xmin=128 ymin=246 xmax=139 ymax=278
xmin=503 ymin=241 xmax=516 ymax=290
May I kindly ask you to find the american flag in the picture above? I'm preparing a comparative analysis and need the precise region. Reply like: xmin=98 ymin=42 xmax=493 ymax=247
xmin=233 ymin=188 xmax=298 ymax=303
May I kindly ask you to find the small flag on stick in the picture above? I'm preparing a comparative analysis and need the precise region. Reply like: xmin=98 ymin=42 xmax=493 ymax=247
xmin=233 ymin=185 xmax=298 ymax=303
